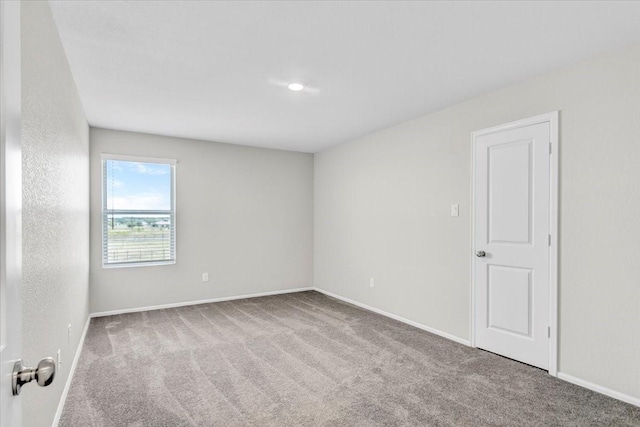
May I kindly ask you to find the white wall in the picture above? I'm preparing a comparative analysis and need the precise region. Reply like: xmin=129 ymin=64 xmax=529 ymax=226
xmin=315 ymin=43 xmax=640 ymax=400
xmin=90 ymin=128 xmax=314 ymax=313
xmin=21 ymin=2 xmax=90 ymax=426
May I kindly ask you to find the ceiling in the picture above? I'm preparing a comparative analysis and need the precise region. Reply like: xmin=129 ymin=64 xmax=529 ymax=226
xmin=49 ymin=1 xmax=640 ymax=153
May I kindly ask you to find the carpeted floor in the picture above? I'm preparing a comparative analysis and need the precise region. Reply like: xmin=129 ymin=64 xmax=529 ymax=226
xmin=60 ymin=291 xmax=640 ymax=426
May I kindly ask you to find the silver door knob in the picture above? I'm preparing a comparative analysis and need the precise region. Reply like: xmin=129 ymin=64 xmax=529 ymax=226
xmin=12 ymin=357 xmax=56 ymax=396
xmin=476 ymin=250 xmax=486 ymax=258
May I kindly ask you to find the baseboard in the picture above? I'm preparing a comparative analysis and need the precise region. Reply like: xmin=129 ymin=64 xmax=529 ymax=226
xmin=312 ymin=287 xmax=471 ymax=346
xmin=91 ymin=287 xmax=315 ymax=318
xmin=557 ymin=372 xmax=640 ymax=408
xmin=52 ymin=314 xmax=91 ymax=427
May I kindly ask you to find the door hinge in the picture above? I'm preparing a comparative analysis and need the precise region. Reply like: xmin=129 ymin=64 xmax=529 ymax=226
xmin=548 ymin=234 xmax=551 ymax=246
xmin=549 ymin=142 xmax=552 ymax=154
xmin=548 ymin=327 xmax=551 ymax=338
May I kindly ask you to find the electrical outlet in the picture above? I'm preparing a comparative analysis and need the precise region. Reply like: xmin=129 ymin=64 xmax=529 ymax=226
xmin=202 ymin=273 xmax=209 ymax=282
xmin=451 ymin=204 xmax=459 ymax=217
xmin=369 ymin=277 xmax=375 ymax=288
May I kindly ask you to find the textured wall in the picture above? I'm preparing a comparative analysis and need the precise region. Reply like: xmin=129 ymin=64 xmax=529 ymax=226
xmin=21 ymin=2 xmax=90 ymax=427
xmin=90 ymin=128 xmax=314 ymax=313
xmin=315 ymin=43 xmax=640 ymax=400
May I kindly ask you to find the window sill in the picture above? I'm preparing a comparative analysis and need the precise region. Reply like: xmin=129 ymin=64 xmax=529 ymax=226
xmin=102 ymin=260 xmax=176 ymax=269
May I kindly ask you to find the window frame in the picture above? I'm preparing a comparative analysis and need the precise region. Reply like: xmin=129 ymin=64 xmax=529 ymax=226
xmin=101 ymin=153 xmax=177 ymax=268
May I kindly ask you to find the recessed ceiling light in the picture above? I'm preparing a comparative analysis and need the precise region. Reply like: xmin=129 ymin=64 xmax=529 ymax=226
xmin=288 ymin=82 xmax=304 ymax=91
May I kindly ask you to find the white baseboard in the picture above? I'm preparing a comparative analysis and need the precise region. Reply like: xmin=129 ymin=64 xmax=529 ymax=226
xmin=52 ymin=314 xmax=91 ymax=427
xmin=557 ymin=372 xmax=640 ymax=408
xmin=312 ymin=287 xmax=471 ymax=346
xmin=91 ymin=287 xmax=315 ymax=318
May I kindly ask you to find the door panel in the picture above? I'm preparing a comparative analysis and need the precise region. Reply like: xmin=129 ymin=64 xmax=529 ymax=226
xmin=474 ymin=121 xmax=550 ymax=370
xmin=1 ymin=2 xmax=22 ymax=426
xmin=488 ymin=140 xmax=532 ymax=244
xmin=488 ymin=266 xmax=532 ymax=337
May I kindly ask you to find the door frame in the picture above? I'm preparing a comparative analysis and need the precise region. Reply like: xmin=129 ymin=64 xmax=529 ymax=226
xmin=470 ymin=111 xmax=559 ymax=376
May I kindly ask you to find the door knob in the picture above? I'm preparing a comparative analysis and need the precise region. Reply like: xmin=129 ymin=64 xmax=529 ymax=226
xmin=12 ymin=357 xmax=56 ymax=396
xmin=476 ymin=250 xmax=486 ymax=258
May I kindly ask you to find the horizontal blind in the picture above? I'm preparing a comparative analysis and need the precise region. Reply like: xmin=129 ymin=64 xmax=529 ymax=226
xmin=104 ymin=211 xmax=174 ymax=264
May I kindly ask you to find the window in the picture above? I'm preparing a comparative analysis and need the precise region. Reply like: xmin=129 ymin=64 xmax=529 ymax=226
xmin=102 ymin=155 xmax=176 ymax=267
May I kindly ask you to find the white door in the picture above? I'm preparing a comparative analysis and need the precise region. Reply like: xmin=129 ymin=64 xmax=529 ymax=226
xmin=473 ymin=116 xmax=554 ymax=370
xmin=1 ymin=1 xmax=23 ymax=426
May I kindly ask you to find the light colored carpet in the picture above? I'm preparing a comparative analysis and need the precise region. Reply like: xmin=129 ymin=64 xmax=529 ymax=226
xmin=60 ymin=291 xmax=640 ymax=426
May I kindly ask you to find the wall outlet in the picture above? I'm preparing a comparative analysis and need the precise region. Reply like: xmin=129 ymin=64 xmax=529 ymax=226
xmin=57 ymin=349 xmax=62 ymax=368
xmin=202 ymin=273 xmax=209 ymax=282
xmin=369 ymin=277 xmax=375 ymax=288
xmin=451 ymin=204 xmax=459 ymax=217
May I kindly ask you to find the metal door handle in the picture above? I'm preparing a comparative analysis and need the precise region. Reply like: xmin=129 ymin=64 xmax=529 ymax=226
xmin=476 ymin=250 xmax=486 ymax=258
xmin=12 ymin=357 xmax=56 ymax=396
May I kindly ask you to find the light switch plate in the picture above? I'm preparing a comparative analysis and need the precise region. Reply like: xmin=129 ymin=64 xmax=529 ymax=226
xmin=451 ymin=204 xmax=459 ymax=217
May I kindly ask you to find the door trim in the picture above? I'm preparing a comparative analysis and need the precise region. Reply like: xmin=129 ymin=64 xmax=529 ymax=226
xmin=470 ymin=111 xmax=559 ymax=376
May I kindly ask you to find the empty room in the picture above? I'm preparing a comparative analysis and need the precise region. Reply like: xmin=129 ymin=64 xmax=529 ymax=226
xmin=2 ymin=0 xmax=640 ymax=426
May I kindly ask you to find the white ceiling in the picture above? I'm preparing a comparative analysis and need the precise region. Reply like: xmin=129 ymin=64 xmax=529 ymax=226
xmin=49 ymin=1 xmax=640 ymax=153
